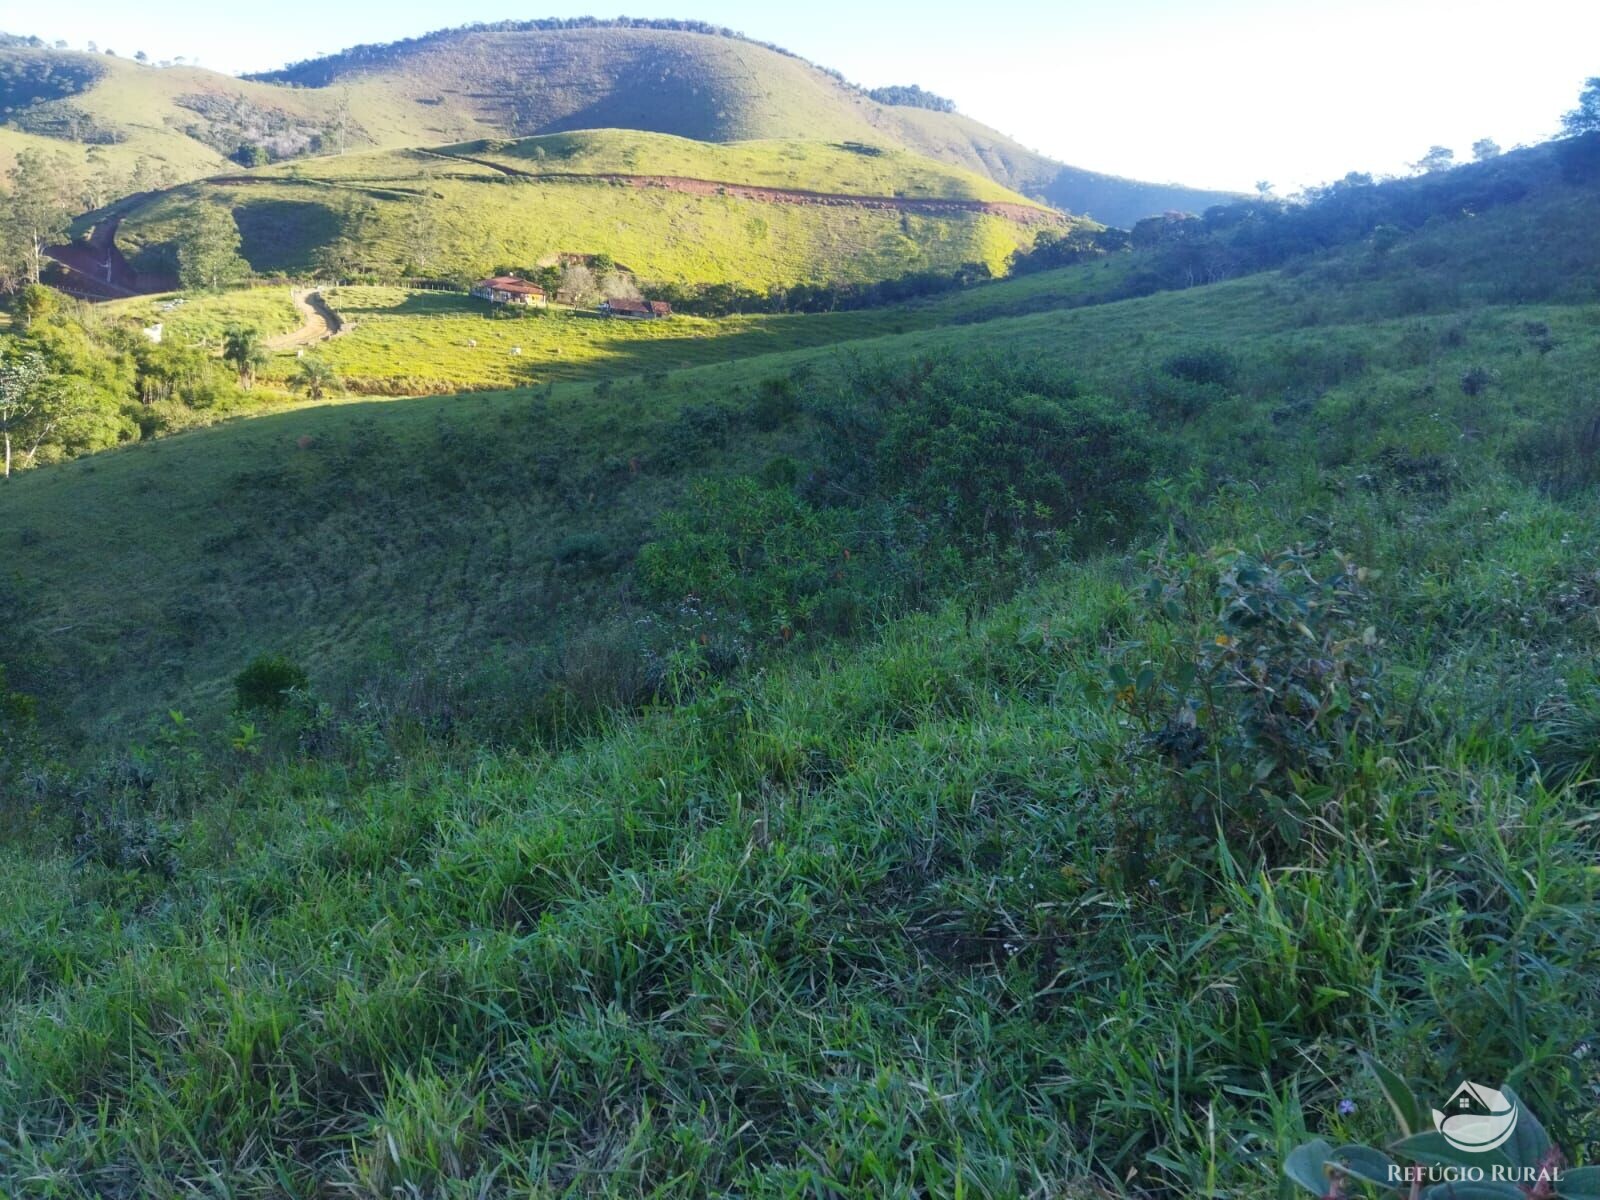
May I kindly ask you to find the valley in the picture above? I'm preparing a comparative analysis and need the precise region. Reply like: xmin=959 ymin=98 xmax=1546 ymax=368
xmin=1 ymin=15 xmax=1599 ymax=1200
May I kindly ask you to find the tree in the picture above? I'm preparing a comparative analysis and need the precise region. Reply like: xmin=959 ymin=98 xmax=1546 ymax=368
xmin=135 ymin=50 xmax=148 ymax=63
xmin=177 ymin=204 xmax=248 ymax=292
xmin=289 ymin=356 xmax=339 ymax=400
xmin=1255 ymin=181 xmax=1275 ymax=200
xmin=534 ymin=264 xmax=563 ymax=295
xmin=1562 ymin=77 xmax=1600 ymax=136
xmin=0 ymin=351 xmax=49 ymax=479
xmin=400 ymin=196 xmax=442 ymax=274
xmin=559 ymin=262 xmax=600 ymax=305
xmin=314 ymin=196 xmax=377 ymax=278
xmin=2 ymin=151 xmax=74 ymax=285
xmin=222 ymin=326 xmax=266 ymax=389
xmin=1410 ymin=145 xmax=1455 ymax=175
xmin=1471 ymin=138 xmax=1502 ymax=161
xmin=10 ymin=284 xmax=58 ymax=330
xmin=328 ymin=90 xmax=353 ymax=156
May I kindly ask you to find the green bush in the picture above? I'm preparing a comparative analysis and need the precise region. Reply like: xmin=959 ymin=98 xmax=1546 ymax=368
xmin=638 ymin=477 xmax=863 ymax=640
xmin=233 ymin=653 xmax=310 ymax=713
xmin=1114 ymin=545 xmax=1385 ymax=857
xmin=1160 ymin=345 xmax=1239 ymax=389
xmin=826 ymin=355 xmax=1158 ymax=551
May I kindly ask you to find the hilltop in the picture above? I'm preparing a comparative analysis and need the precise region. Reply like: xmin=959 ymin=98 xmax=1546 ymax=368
xmin=2 ymin=22 xmax=1237 ymax=225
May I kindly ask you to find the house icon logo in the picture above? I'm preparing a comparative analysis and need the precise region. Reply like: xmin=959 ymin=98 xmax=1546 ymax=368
xmin=1432 ymin=1081 xmax=1519 ymax=1152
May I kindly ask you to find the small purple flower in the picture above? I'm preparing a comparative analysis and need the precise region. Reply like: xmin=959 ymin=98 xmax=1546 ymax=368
xmin=1338 ymin=1099 xmax=1358 ymax=1116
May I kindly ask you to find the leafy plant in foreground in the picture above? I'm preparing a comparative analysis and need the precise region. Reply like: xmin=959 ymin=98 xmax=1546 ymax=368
xmin=1285 ymin=1057 xmax=1594 ymax=1200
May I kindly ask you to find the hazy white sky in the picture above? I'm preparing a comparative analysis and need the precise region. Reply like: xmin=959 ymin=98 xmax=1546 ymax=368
xmin=18 ymin=0 xmax=1600 ymax=191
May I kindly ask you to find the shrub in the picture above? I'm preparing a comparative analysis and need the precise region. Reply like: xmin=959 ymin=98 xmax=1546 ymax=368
xmin=234 ymin=653 xmax=310 ymax=713
xmin=1114 ymin=545 xmax=1385 ymax=856
xmin=825 ymin=355 xmax=1158 ymax=551
xmin=1459 ymin=365 xmax=1495 ymax=397
xmin=1506 ymin=400 xmax=1600 ymax=497
xmin=751 ymin=375 xmax=801 ymax=431
xmin=1160 ymin=345 xmax=1240 ymax=389
xmin=638 ymin=477 xmax=862 ymax=641
xmin=1533 ymin=689 xmax=1600 ymax=790
xmin=551 ymin=531 xmax=613 ymax=567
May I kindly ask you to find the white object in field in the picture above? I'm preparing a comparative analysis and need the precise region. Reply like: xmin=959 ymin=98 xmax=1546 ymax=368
xmin=142 ymin=323 xmax=163 ymax=344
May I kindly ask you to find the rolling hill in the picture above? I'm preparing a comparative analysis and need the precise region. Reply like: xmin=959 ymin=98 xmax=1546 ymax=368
xmin=3 ymin=51 xmax=1600 ymax=1196
xmin=107 ymin=130 xmax=1066 ymax=290
xmin=11 ymin=156 xmax=1600 ymax=739
xmin=2 ymin=22 xmax=1238 ymax=225
xmin=3 ymin=127 xmax=1600 ymax=1196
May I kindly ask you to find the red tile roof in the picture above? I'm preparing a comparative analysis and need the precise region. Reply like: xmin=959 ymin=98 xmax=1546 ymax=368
xmin=478 ymin=276 xmax=544 ymax=295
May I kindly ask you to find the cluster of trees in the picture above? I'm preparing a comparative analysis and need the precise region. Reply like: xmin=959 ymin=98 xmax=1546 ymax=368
xmin=0 ymin=53 xmax=102 ymax=110
xmin=865 ymin=85 xmax=957 ymax=113
xmin=0 ymin=148 xmax=183 ymax=289
xmin=649 ymin=263 xmax=997 ymax=317
xmin=0 ymin=151 xmax=77 ymax=288
xmin=0 ymin=286 xmax=253 ymax=475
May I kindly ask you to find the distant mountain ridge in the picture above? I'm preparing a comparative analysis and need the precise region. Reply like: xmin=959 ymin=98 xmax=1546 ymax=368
xmin=251 ymin=20 xmax=1240 ymax=226
xmin=2 ymin=20 xmax=1238 ymax=226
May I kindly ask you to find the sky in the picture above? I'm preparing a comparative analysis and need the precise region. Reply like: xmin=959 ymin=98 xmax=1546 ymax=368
xmin=15 ymin=0 xmax=1600 ymax=192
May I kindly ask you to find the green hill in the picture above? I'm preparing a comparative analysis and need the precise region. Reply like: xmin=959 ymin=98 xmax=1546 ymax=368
xmin=3 ymin=23 xmax=1237 ymax=226
xmin=0 ymin=45 xmax=335 ymax=180
xmin=109 ymin=131 xmax=1064 ymax=290
xmin=254 ymin=20 xmax=1241 ymax=225
xmin=3 ymin=136 xmax=1600 ymax=1195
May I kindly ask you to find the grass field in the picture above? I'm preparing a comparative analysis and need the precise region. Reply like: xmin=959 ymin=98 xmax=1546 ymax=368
xmin=5 ymin=291 xmax=1600 ymax=1195
xmin=441 ymin=130 xmax=1048 ymax=203
xmin=88 ymin=254 xmax=1143 ymax=399
xmin=109 ymin=287 xmax=303 ymax=347
xmin=12 ymin=253 xmax=1599 ymax=737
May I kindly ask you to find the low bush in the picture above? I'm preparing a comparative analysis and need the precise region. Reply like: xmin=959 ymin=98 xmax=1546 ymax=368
xmin=1113 ymin=544 xmax=1385 ymax=863
xmin=1161 ymin=344 xmax=1239 ymax=389
xmin=233 ymin=652 xmax=310 ymax=713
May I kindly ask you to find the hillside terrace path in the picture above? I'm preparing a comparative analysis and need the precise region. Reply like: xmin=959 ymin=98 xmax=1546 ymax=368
xmin=418 ymin=150 xmax=1065 ymax=226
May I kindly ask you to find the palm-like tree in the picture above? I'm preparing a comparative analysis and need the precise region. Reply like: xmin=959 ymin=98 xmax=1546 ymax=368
xmin=289 ymin=356 xmax=340 ymax=401
xmin=222 ymin=325 xmax=267 ymax=389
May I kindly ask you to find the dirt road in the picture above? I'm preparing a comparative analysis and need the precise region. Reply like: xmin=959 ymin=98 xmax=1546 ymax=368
xmin=267 ymin=289 xmax=344 ymax=350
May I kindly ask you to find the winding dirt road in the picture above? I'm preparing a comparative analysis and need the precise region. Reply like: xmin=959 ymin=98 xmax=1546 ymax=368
xmin=266 ymin=289 xmax=344 ymax=350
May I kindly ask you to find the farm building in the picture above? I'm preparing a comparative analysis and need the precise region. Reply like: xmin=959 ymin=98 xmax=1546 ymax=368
xmin=471 ymin=277 xmax=547 ymax=307
xmin=599 ymin=298 xmax=673 ymax=319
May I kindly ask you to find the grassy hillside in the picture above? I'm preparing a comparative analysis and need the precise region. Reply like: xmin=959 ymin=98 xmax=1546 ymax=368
xmin=0 ymin=46 xmax=336 ymax=179
xmin=5 ymin=169 xmax=1600 ymax=1195
xmin=111 ymin=135 xmax=1056 ymax=289
xmin=438 ymin=130 xmax=1040 ymax=203
xmin=3 ymin=25 xmax=1236 ymax=225
xmin=12 ymin=162 xmax=1600 ymax=741
xmin=266 ymin=23 xmax=1241 ymax=224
